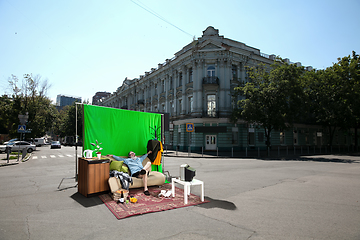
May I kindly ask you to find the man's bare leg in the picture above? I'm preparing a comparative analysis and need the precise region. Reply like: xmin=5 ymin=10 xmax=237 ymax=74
xmin=141 ymin=162 xmax=152 ymax=195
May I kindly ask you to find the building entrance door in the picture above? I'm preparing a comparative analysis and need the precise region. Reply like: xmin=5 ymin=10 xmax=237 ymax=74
xmin=205 ymin=135 xmax=217 ymax=150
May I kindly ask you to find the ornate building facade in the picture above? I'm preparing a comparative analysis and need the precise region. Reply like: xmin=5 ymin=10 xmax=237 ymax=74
xmin=99 ymin=26 xmax=356 ymax=152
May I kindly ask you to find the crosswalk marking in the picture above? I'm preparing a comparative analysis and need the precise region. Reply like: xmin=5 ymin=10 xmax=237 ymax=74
xmin=30 ymin=153 xmax=87 ymax=159
xmin=31 ymin=154 xmax=76 ymax=159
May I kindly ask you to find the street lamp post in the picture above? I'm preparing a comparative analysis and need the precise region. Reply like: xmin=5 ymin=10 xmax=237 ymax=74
xmin=17 ymin=112 xmax=29 ymax=161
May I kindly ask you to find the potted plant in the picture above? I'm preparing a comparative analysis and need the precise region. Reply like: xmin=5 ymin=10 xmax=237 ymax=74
xmin=90 ymin=140 xmax=103 ymax=159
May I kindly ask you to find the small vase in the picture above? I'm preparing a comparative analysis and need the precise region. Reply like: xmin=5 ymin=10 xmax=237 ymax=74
xmin=97 ymin=153 xmax=101 ymax=160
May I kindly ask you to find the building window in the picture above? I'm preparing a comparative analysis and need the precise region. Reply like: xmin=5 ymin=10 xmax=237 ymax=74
xmin=170 ymin=101 xmax=174 ymax=115
xmin=169 ymin=131 xmax=173 ymax=145
xmin=162 ymin=80 xmax=165 ymax=93
xmin=207 ymin=66 xmax=215 ymax=77
xmin=178 ymin=99 xmax=182 ymax=114
xmin=189 ymin=68 xmax=193 ymax=82
xmin=189 ymin=96 xmax=193 ymax=113
xmin=280 ymin=131 xmax=285 ymax=145
xmin=207 ymin=94 xmax=216 ymax=117
xmin=232 ymin=128 xmax=238 ymax=144
xmin=179 ymin=72 xmax=182 ymax=86
xmin=170 ymin=77 xmax=173 ymax=89
xmin=258 ymin=132 xmax=264 ymax=142
xmin=305 ymin=132 xmax=309 ymax=145
xmin=248 ymin=132 xmax=255 ymax=145
xmin=232 ymin=65 xmax=237 ymax=80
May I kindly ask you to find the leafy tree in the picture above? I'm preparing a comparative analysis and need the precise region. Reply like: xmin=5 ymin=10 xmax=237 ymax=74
xmin=0 ymin=95 xmax=13 ymax=134
xmin=231 ymin=60 xmax=305 ymax=152
xmin=303 ymin=68 xmax=345 ymax=146
xmin=2 ymin=74 xmax=57 ymax=138
xmin=331 ymin=51 xmax=360 ymax=147
xmin=302 ymin=51 xmax=360 ymax=147
xmin=58 ymin=102 xmax=83 ymax=141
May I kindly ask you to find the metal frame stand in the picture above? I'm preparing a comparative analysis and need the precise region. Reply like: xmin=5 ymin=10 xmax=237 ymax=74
xmin=160 ymin=115 xmax=172 ymax=182
xmin=58 ymin=144 xmax=78 ymax=189
xmin=58 ymin=103 xmax=81 ymax=189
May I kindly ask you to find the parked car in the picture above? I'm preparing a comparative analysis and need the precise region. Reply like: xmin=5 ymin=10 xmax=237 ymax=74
xmin=3 ymin=138 xmax=18 ymax=145
xmin=50 ymin=141 xmax=61 ymax=149
xmin=0 ymin=144 xmax=9 ymax=153
xmin=34 ymin=138 xmax=46 ymax=147
xmin=7 ymin=141 xmax=36 ymax=153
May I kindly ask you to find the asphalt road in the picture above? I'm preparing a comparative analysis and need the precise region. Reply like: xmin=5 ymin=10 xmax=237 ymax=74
xmin=0 ymin=146 xmax=360 ymax=240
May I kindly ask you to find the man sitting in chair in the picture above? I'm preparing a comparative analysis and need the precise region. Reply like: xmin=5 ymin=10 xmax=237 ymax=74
xmin=107 ymin=150 xmax=152 ymax=196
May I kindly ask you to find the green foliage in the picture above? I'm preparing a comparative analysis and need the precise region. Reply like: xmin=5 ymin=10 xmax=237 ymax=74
xmin=53 ymin=102 xmax=83 ymax=139
xmin=231 ymin=51 xmax=360 ymax=147
xmin=232 ymin=60 xmax=305 ymax=149
xmin=0 ymin=74 xmax=57 ymax=138
xmin=303 ymin=51 xmax=360 ymax=146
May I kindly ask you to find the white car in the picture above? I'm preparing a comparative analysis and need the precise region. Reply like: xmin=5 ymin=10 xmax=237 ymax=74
xmin=0 ymin=144 xmax=9 ymax=153
xmin=7 ymin=141 xmax=37 ymax=153
xmin=3 ymin=138 xmax=18 ymax=145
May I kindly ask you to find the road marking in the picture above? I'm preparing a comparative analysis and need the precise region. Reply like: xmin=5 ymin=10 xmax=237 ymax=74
xmin=66 ymin=155 xmax=72 ymax=157
xmin=32 ymin=156 xmax=38 ymax=159
xmin=41 ymin=156 xmax=47 ymax=158
xmin=59 ymin=155 xmax=64 ymax=157
xmin=50 ymin=155 xmax=56 ymax=158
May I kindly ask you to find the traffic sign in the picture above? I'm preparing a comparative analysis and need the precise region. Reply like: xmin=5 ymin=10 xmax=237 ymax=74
xmin=18 ymin=125 xmax=26 ymax=133
xmin=186 ymin=123 xmax=194 ymax=132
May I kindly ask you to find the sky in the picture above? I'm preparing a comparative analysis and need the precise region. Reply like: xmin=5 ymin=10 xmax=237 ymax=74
xmin=1 ymin=0 xmax=359 ymax=104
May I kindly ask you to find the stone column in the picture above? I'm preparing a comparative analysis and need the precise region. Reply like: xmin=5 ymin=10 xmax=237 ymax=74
xmin=219 ymin=59 xmax=225 ymax=112
xmin=195 ymin=60 xmax=203 ymax=116
xmin=181 ymin=66 xmax=186 ymax=115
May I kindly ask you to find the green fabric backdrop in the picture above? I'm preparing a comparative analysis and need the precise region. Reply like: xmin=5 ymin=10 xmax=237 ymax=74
xmin=83 ymin=105 xmax=162 ymax=169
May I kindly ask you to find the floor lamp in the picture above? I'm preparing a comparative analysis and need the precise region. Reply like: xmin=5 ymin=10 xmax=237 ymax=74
xmin=58 ymin=102 xmax=81 ymax=189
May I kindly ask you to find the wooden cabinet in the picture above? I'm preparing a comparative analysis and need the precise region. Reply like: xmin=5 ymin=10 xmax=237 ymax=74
xmin=78 ymin=157 xmax=110 ymax=197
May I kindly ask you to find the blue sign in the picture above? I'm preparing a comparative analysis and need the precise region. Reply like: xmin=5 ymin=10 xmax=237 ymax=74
xmin=18 ymin=125 xmax=26 ymax=133
xmin=186 ymin=123 xmax=194 ymax=132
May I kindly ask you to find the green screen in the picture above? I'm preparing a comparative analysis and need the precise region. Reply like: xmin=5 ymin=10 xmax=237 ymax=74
xmin=83 ymin=105 xmax=162 ymax=161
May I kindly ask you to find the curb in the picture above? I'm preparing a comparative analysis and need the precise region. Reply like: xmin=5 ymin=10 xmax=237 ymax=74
xmin=0 ymin=152 xmax=32 ymax=166
xmin=0 ymin=162 xmax=19 ymax=167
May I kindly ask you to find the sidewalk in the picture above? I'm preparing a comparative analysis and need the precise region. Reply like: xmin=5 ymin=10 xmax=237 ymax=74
xmin=0 ymin=152 xmax=31 ymax=166
xmin=2 ymin=149 xmax=359 ymax=166
xmin=164 ymin=149 xmax=360 ymax=163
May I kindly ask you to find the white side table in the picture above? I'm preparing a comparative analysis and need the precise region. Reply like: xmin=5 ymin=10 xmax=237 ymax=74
xmin=171 ymin=178 xmax=204 ymax=204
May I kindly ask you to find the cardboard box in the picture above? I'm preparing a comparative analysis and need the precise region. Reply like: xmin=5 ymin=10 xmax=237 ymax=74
xmin=108 ymin=177 xmax=129 ymax=200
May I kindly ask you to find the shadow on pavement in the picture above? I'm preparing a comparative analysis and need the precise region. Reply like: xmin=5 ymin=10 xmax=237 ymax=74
xmin=262 ymin=155 xmax=359 ymax=164
xmin=198 ymin=197 xmax=237 ymax=210
xmin=70 ymin=192 xmax=105 ymax=208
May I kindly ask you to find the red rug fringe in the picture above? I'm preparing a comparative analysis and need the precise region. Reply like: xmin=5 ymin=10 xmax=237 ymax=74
xmin=99 ymin=183 xmax=209 ymax=219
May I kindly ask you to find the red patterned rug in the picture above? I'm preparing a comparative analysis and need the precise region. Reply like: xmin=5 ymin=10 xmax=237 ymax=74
xmin=99 ymin=183 xmax=209 ymax=219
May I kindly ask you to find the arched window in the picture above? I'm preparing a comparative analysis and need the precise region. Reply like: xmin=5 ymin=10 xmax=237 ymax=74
xmin=207 ymin=94 xmax=216 ymax=117
xmin=207 ymin=66 xmax=215 ymax=77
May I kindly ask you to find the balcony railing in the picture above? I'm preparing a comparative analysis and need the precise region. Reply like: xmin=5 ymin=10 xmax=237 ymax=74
xmin=202 ymin=76 xmax=219 ymax=85
xmin=202 ymin=110 xmax=219 ymax=118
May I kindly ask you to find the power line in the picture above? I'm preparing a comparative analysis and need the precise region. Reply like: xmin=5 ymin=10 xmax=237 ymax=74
xmin=130 ymin=0 xmax=194 ymax=38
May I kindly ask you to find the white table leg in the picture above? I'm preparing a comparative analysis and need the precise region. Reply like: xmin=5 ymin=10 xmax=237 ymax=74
xmin=184 ymin=183 xmax=188 ymax=204
xmin=171 ymin=178 xmax=175 ymax=198
xmin=200 ymin=182 xmax=204 ymax=202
